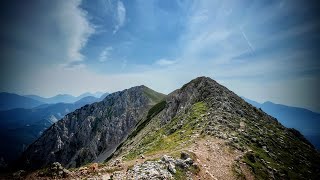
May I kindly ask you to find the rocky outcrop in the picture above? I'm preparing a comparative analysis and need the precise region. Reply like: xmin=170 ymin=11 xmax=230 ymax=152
xmin=159 ymin=76 xmax=241 ymax=125
xmin=113 ymin=153 xmax=197 ymax=179
xmin=38 ymin=162 xmax=71 ymax=178
xmin=18 ymin=85 xmax=165 ymax=169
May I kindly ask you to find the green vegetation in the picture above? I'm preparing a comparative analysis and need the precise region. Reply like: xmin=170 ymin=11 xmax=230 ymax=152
xmin=143 ymin=87 xmax=165 ymax=104
xmin=240 ymin=120 xmax=320 ymax=180
xmin=128 ymin=100 xmax=166 ymax=140
xmin=105 ymin=100 xmax=167 ymax=163
xmin=125 ymin=102 xmax=207 ymax=160
xmin=172 ymin=164 xmax=200 ymax=179
xmin=173 ymin=167 xmax=187 ymax=180
xmin=232 ymin=163 xmax=246 ymax=180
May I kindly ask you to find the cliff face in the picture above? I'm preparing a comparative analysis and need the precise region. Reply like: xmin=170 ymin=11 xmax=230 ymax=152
xmin=19 ymin=85 xmax=165 ymax=169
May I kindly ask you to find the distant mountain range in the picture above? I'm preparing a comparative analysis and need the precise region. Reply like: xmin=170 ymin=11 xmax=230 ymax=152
xmin=242 ymin=97 xmax=320 ymax=150
xmin=0 ymin=93 xmax=43 ymax=111
xmin=0 ymin=93 xmax=108 ymax=167
xmin=25 ymin=92 xmax=106 ymax=104
xmin=0 ymin=92 xmax=108 ymax=111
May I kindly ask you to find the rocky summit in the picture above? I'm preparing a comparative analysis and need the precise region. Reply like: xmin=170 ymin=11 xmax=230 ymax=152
xmin=11 ymin=77 xmax=320 ymax=179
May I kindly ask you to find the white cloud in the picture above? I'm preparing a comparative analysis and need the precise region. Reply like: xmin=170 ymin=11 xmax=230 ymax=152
xmin=99 ymin=46 xmax=113 ymax=62
xmin=56 ymin=0 xmax=95 ymax=63
xmin=113 ymin=1 xmax=126 ymax=34
xmin=155 ymin=59 xmax=176 ymax=66
xmin=0 ymin=0 xmax=96 ymax=91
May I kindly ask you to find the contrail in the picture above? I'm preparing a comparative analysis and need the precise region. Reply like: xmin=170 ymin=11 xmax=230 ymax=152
xmin=240 ymin=28 xmax=254 ymax=52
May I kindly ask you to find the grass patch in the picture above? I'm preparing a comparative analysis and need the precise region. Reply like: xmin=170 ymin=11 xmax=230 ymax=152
xmin=127 ymin=100 xmax=166 ymax=140
xmin=173 ymin=167 xmax=188 ymax=180
xmin=125 ymin=102 xmax=207 ymax=160
xmin=143 ymin=87 xmax=165 ymax=104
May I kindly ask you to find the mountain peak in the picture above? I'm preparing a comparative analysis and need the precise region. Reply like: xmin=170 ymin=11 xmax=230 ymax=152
xmin=109 ymin=77 xmax=320 ymax=180
xmin=190 ymin=76 xmax=214 ymax=82
xmin=180 ymin=76 xmax=223 ymax=93
xmin=18 ymin=86 xmax=165 ymax=170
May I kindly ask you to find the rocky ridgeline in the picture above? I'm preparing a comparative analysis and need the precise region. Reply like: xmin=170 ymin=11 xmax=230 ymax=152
xmin=11 ymin=76 xmax=320 ymax=179
xmin=17 ymin=85 xmax=164 ymax=170
xmin=112 ymin=77 xmax=320 ymax=179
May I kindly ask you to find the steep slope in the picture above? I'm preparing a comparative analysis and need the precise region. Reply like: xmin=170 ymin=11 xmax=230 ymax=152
xmin=109 ymin=77 xmax=320 ymax=179
xmin=0 ymin=92 xmax=44 ymax=111
xmin=18 ymin=86 xmax=165 ymax=170
xmin=0 ymin=96 xmax=101 ymax=168
xmin=243 ymin=98 xmax=320 ymax=149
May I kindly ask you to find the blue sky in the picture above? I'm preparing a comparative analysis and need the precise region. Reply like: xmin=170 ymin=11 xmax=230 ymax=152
xmin=0 ymin=0 xmax=320 ymax=112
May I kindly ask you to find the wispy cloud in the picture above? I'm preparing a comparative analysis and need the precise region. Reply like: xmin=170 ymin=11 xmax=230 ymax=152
xmin=113 ymin=1 xmax=126 ymax=34
xmin=155 ymin=59 xmax=176 ymax=66
xmin=99 ymin=46 xmax=113 ymax=62
xmin=58 ymin=0 xmax=95 ymax=63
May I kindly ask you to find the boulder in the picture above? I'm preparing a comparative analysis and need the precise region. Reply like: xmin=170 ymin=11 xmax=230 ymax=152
xmin=168 ymin=162 xmax=176 ymax=174
xmin=39 ymin=162 xmax=71 ymax=178
xmin=184 ymin=158 xmax=194 ymax=165
xmin=175 ymin=159 xmax=188 ymax=169
xmin=180 ymin=151 xmax=190 ymax=160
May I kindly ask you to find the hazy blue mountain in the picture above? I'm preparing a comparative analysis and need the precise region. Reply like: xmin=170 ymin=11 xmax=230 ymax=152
xmin=0 ymin=92 xmax=44 ymax=111
xmin=25 ymin=92 xmax=108 ymax=104
xmin=78 ymin=92 xmax=105 ymax=99
xmin=0 ymin=96 xmax=103 ymax=166
xmin=99 ymin=92 xmax=110 ymax=100
xmin=243 ymin=97 xmax=320 ymax=149
xmin=73 ymin=96 xmax=99 ymax=105
xmin=25 ymin=94 xmax=78 ymax=104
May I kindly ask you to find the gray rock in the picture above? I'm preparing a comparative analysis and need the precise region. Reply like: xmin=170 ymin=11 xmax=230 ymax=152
xmin=175 ymin=159 xmax=188 ymax=169
xmin=184 ymin=158 xmax=194 ymax=165
xmin=168 ymin=162 xmax=176 ymax=174
xmin=127 ymin=161 xmax=173 ymax=179
xmin=39 ymin=162 xmax=70 ymax=178
xmin=161 ymin=155 xmax=174 ymax=163
xmin=19 ymin=86 xmax=164 ymax=169
xmin=12 ymin=170 xmax=26 ymax=178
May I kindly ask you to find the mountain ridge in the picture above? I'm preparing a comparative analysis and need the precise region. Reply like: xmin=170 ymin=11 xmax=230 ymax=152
xmin=109 ymin=76 xmax=320 ymax=179
xmin=18 ymin=85 xmax=165 ymax=170
xmin=0 ymin=92 xmax=44 ymax=111
xmin=25 ymin=92 xmax=109 ymax=104
xmin=12 ymin=77 xmax=320 ymax=179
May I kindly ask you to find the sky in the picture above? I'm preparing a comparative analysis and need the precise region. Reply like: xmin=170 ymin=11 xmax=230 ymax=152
xmin=0 ymin=0 xmax=320 ymax=112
